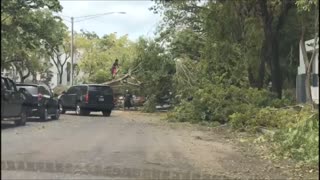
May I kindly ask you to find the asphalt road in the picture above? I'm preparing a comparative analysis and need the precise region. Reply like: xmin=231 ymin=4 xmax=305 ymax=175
xmin=1 ymin=110 xmax=298 ymax=179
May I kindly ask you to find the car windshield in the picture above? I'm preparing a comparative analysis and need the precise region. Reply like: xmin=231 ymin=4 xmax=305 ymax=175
xmin=16 ymin=86 xmax=38 ymax=95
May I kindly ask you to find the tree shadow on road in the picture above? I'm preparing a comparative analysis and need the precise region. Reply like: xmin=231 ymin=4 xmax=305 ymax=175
xmin=1 ymin=122 xmax=32 ymax=130
xmin=63 ymin=112 xmax=107 ymax=117
xmin=27 ymin=117 xmax=57 ymax=123
xmin=1 ymin=123 xmax=16 ymax=130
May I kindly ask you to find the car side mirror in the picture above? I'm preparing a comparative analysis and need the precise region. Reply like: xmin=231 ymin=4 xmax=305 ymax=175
xmin=3 ymin=90 xmax=10 ymax=100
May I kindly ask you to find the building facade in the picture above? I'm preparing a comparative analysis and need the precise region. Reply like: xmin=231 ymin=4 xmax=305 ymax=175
xmin=1 ymin=50 xmax=84 ymax=89
xmin=296 ymin=37 xmax=319 ymax=104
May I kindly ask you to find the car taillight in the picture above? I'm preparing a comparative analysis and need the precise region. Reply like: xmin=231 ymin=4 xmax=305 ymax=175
xmin=38 ymin=93 xmax=43 ymax=101
xmin=85 ymin=94 xmax=89 ymax=103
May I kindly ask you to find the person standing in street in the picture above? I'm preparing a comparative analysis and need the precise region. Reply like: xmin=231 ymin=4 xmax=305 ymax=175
xmin=124 ymin=89 xmax=133 ymax=110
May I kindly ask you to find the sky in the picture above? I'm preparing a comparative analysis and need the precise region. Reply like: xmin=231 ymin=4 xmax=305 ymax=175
xmin=58 ymin=0 xmax=162 ymax=41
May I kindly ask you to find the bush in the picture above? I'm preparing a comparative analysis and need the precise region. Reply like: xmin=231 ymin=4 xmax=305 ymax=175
xmin=229 ymin=106 xmax=299 ymax=131
xmin=142 ymin=95 xmax=157 ymax=113
xmin=169 ymin=85 xmax=284 ymax=124
xmin=167 ymin=100 xmax=198 ymax=122
xmin=230 ymin=105 xmax=319 ymax=164
xmin=271 ymin=106 xmax=319 ymax=164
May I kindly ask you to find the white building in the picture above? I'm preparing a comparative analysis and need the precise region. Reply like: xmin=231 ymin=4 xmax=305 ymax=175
xmin=49 ymin=50 xmax=84 ymax=88
xmin=296 ymin=37 xmax=319 ymax=104
xmin=2 ymin=50 xmax=84 ymax=89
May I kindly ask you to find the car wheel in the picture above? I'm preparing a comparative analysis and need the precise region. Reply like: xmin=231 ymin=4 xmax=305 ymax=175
xmin=40 ymin=108 xmax=49 ymax=121
xmin=59 ymin=103 xmax=66 ymax=114
xmin=15 ymin=109 xmax=27 ymax=126
xmin=102 ymin=109 xmax=111 ymax=117
xmin=51 ymin=107 xmax=60 ymax=120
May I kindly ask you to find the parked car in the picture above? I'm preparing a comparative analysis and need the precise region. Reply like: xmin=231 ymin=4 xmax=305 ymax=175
xmin=1 ymin=76 xmax=27 ymax=126
xmin=58 ymin=84 xmax=114 ymax=116
xmin=115 ymin=96 xmax=124 ymax=108
xmin=132 ymin=95 xmax=146 ymax=106
xmin=115 ymin=95 xmax=145 ymax=108
xmin=16 ymin=83 xmax=60 ymax=121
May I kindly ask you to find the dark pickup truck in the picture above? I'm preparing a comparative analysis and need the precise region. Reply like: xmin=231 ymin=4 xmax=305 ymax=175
xmin=1 ymin=76 xmax=27 ymax=126
xmin=16 ymin=83 xmax=60 ymax=121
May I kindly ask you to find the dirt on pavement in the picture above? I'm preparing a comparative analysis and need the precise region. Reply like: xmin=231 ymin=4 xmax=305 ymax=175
xmin=1 ymin=110 xmax=318 ymax=179
xmin=120 ymin=111 xmax=319 ymax=180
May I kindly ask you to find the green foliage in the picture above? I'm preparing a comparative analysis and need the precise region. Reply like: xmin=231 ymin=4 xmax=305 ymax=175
xmin=1 ymin=0 xmax=66 ymax=84
xmin=230 ymin=107 xmax=297 ymax=131
xmin=229 ymin=104 xmax=319 ymax=164
xmin=142 ymin=95 xmax=157 ymax=113
xmin=272 ymin=106 xmax=319 ymax=164
xmin=132 ymin=37 xmax=175 ymax=110
xmin=295 ymin=0 xmax=318 ymax=12
xmin=167 ymin=100 xmax=197 ymax=123
xmin=77 ymin=33 xmax=137 ymax=82
xmin=169 ymin=85 xmax=287 ymax=124
xmin=89 ymin=70 xmax=111 ymax=84
xmin=1 ymin=1 xmax=63 ymax=66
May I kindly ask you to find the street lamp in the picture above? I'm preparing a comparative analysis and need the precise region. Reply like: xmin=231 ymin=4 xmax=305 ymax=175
xmin=70 ymin=11 xmax=126 ymax=85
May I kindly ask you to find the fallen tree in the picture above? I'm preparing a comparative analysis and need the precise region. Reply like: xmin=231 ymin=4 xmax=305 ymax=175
xmin=102 ymin=63 xmax=142 ymax=87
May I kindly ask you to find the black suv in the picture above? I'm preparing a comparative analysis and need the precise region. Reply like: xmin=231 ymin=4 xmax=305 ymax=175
xmin=1 ymin=76 xmax=27 ymax=126
xmin=58 ymin=84 xmax=114 ymax=116
xmin=16 ymin=83 xmax=60 ymax=121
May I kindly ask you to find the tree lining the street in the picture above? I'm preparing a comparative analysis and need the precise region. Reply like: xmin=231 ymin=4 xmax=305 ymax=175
xmin=76 ymin=32 xmax=138 ymax=84
xmin=1 ymin=0 xmax=65 ymax=83
xmin=145 ymin=0 xmax=319 ymax=165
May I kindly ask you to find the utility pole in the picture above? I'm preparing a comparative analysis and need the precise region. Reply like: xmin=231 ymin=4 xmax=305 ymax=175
xmin=67 ymin=12 xmax=126 ymax=86
xmin=71 ymin=17 xmax=74 ymax=85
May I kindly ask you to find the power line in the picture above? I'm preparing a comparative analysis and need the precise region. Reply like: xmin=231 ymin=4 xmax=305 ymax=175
xmin=75 ymin=12 xmax=116 ymax=19
xmin=75 ymin=12 xmax=125 ymax=22
xmin=61 ymin=17 xmax=71 ymax=22
xmin=75 ymin=14 xmax=108 ymax=23
xmin=55 ymin=13 xmax=71 ymax=18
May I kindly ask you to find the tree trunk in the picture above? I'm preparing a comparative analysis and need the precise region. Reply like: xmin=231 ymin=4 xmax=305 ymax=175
xmin=306 ymin=61 xmax=312 ymax=103
xmin=18 ymin=70 xmax=24 ymax=83
xmin=59 ymin=67 xmax=63 ymax=85
xmin=257 ymin=39 xmax=266 ymax=89
xmin=18 ymin=68 xmax=30 ymax=83
xmin=32 ymin=72 xmax=37 ymax=83
xmin=22 ymin=68 xmax=31 ymax=83
xmin=248 ymin=67 xmax=256 ymax=87
xmin=263 ymin=29 xmax=282 ymax=99
xmin=258 ymin=0 xmax=292 ymax=99
xmin=270 ymin=37 xmax=282 ymax=99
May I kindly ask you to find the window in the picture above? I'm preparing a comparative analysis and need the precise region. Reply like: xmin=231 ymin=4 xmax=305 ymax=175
xmin=6 ymin=79 xmax=16 ymax=91
xmin=17 ymin=86 xmax=38 ymax=95
xmin=89 ymin=86 xmax=113 ymax=95
xmin=67 ymin=86 xmax=78 ymax=94
xmin=39 ymin=86 xmax=51 ymax=96
xmin=79 ymin=86 xmax=88 ymax=95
